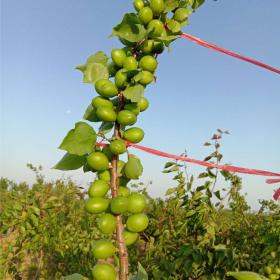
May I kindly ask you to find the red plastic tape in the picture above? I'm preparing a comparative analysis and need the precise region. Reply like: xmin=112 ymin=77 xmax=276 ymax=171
xmin=181 ymin=32 xmax=280 ymax=75
xmin=96 ymin=141 xmax=280 ymax=178
xmin=273 ymin=188 xmax=280 ymax=200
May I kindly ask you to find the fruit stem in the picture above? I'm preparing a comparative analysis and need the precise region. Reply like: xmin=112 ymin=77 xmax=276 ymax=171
xmin=110 ymin=94 xmax=129 ymax=280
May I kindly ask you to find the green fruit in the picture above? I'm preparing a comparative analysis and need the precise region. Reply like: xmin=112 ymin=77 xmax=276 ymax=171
xmin=124 ymin=127 xmax=144 ymax=143
xmin=139 ymin=70 xmax=154 ymax=85
xmin=88 ymin=180 xmax=110 ymax=197
xmin=133 ymin=0 xmax=144 ymax=11
xmin=117 ymin=110 xmax=137 ymax=126
xmin=173 ymin=7 xmax=189 ymax=22
xmin=127 ymin=193 xmax=146 ymax=213
xmin=92 ymin=239 xmax=115 ymax=259
xmin=138 ymin=7 xmax=153 ymax=25
xmin=110 ymin=196 xmax=128 ymax=214
xmin=117 ymin=160 xmax=126 ymax=176
xmin=111 ymin=48 xmax=127 ymax=67
xmin=85 ymin=197 xmax=109 ymax=214
xmin=119 ymin=177 xmax=130 ymax=186
xmin=98 ymin=214 xmax=116 ymax=234
xmin=92 ymin=96 xmax=114 ymax=109
xmin=92 ymin=264 xmax=116 ymax=280
xmin=109 ymin=140 xmax=127 ymax=155
xmin=96 ymin=107 xmax=117 ymax=122
xmin=119 ymin=186 xmax=130 ymax=197
xmin=123 ymin=156 xmax=143 ymax=179
xmin=142 ymin=40 xmax=154 ymax=54
xmin=139 ymin=55 xmax=158 ymax=72
xmin=153 ymin=41 xmax=165 ymax=54
xmin=102 ymin=145 xmax=113 ymax=161
xmin=115 ymin=69 xmax=128 ymax=89
xmin=95 ymin=79 xmax=118 ymax=98
xmin=124 ymin=103 xmax=141 ymax=115
xmin=126 ymin=213 xmax=149 ymax=232
xmin=147 ymin=19 xmax=164 ymax=37
xmin=274 ymin=267 xmax=280 ymax=274
xmin=149 ymin=0 xmax=165 ymax=16
xmin=87 ymin=152 xmax=109 ymax=171
xmin=271 ymin=251 xmax=277 ymax=259
xmin=108 ymin=62 xmax=119 ymax=77
xmin=123 ymin=56 xmax=138 ymax=71
xmin=138 ymin=97 xmax=149 ymax=112
xmin=166 ymin=19 xmax=181 ymax=33
xmin=226 ymin=271 xmax=268 ymax=280
xmin=98 ymin=170 xmax=111 ymax=182
xmin=269 ymin=275 xmax=279 ymax=280
xmin=124 ymin=231 xmax=139 ymax=246
xmin=265 ymin=266 xmax=273 ymax=275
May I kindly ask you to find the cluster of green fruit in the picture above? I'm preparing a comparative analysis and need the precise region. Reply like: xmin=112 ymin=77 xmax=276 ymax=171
xmin=133 ymin=0 xmax=190 ymax=37
xmin=262 ymin=264 xmax=280 ymax=280
xmin=75 ymin=1 xmax=194 ymax=279
xmin=85 ymin=177 xmax=148 ymax=280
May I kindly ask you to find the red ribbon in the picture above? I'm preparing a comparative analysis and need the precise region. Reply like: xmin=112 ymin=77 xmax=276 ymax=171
xmin=96 ymin=141 xmax=280 ymax=177
xmin=273 ymin=188 xmax=280 ymax=200
xmin=266 ymin=179 xmax=280 ymax=184
xmin=181 ymin=32 xmax=280 ymax=75
xmin=96 ymin=141 xmax=280 ymax=200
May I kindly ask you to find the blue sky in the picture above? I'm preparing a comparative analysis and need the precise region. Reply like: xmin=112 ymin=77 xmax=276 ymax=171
xmin=1 ymin=0 xmax=280 ymax=209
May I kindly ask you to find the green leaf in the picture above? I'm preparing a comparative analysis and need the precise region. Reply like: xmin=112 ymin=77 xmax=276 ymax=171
xmin=198 ymin=172 xmax=208 ymax=179
xmin=207 ymin=168 xmax=216 ymax=178
xmin=203 ymin=142 xmax=211 ymax=146
xmin=131 ymin=71 xmax=144 ymax=83
xmin=164 ymin=162 xmax=176 ymax=168
xmin=123 ymin=84 xmax=144 ymax=102
xmin=75 ymin=64 xmax=86 ymax=73
xmin=59 ymin=122 xmax=96 ymax=156
xmin=192 ymin=0 xmax=205 ymax=9
xmin=165 ymin=187 xmax=177 ymax=196
xmin=112 ymin=13 xmax=147 ymax=43
xmin=99 ymin=122 xmax=114 ymax=135
xmin=86 ymin=51 xmax=108 ymax=66
xmin=53 ymin=153 xmax=86 ymax=171
xmin=63 ymin=274 xmax=88 ymax=280
xmin=83 ymin=62 xmax=109 ymax=85
xmin=75 ymin=51 xmax=108 ymax=80
xmin=157 ymin=34 xmax=180 ymax=46
xmin=186 ymin=210 xmax=196 ymax=217
xmin=214 ymin=190 xmax=221 ymax=200
xmin=214 ymin=244 xmax=226 ymax=251
xmin=83 ymin=104 xmax=98 ymax=122
xmin=130 ymin=263 xmax=148 ymax=280
xmin=220 ymin=170 xmax=231 ymax=179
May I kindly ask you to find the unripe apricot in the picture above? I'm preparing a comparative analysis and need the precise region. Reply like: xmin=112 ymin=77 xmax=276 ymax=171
xmin=139 ymin=55 xmax=158 ymax=72
xmin=147 ymin=19 xmax=164 ymax=37
xmin=111 ymin=48 xmax=127 ymax=67
xmin=139 ymin=7 xmax=153 ymax=25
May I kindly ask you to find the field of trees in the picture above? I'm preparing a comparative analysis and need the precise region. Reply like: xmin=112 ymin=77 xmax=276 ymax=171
xmin=1 ymin=158 xmax=279 ymax=279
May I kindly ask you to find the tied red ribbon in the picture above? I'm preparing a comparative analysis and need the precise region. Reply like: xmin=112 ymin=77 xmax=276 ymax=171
xmin=97 ymin=141 xmax=280 ymax=177
xmin=96 ymin=141 xmax=280 ymax=185
xmin=96 ymin=141 xmax=280 ymax=200
xmin=181 ymin=32 xmax=280 ymax=75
